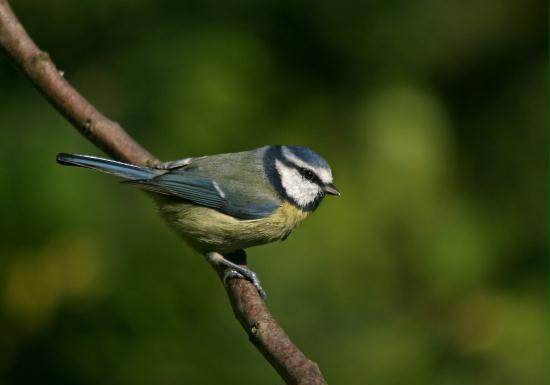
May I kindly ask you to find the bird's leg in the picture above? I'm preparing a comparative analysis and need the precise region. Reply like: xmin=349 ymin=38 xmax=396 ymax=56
xmin=205 ymin=251 xmax=267 ymax=299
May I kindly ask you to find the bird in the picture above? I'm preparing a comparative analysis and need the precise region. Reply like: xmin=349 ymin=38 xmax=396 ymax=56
xmin=56 ymin=145 xmax=339 ymax=298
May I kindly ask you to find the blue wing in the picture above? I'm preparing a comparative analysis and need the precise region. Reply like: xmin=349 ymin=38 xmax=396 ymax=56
xmin=57 ymin=151 xmax=281 ymax=220
xmin=127 ymin=169 xmax=280 ymax=220
xmin=128 ymin=173 xmax=226 ymax=209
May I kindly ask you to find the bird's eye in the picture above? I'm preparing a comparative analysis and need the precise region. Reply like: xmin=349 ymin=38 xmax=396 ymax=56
xmin=300 ymin=168 xmax=316 ymax=181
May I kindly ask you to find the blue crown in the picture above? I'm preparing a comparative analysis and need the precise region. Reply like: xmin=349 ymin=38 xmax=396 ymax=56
xmin=282 ymin=146 xmax=330 ymax=169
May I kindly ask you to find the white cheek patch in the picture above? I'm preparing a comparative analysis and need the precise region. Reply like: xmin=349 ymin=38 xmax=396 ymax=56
xmin=275 ymin=159 xmax=321 ymax=207
xmin=280 ymin=146 xmax=333 ymax=184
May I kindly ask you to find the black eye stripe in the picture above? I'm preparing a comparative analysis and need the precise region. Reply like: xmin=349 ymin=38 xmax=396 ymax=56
xmin=279 ymin=156 xmax=323 ymax=186
xmin=298 ymin=167 xmax=323 ymax=185
xmin=300 ymin=168 xmax=314 ymax=179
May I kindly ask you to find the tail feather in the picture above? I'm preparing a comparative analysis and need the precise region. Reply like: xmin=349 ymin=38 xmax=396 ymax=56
xmin=56 ymin=153 xmax=158 ymax=180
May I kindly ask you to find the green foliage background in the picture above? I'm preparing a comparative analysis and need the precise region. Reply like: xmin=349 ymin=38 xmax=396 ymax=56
xmin=0 ymin=1 xmax=547 ymax=384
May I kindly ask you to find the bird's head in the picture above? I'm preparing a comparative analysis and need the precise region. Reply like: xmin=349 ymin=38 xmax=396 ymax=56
xmin=264 ymin=145 xmax=339 ymax=211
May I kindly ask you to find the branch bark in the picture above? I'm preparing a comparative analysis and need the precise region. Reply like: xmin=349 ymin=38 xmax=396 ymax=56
xmin=0 ymin=1 xmax=327 ymax=384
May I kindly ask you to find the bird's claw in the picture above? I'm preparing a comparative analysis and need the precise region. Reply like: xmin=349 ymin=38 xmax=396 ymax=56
xmin=223 ymin=269 xmax=244 ymax=284
xmin=223 ymin=268 xmax=267 ymax=300
xmin=205 ymin=251 xmax=267 ymax=300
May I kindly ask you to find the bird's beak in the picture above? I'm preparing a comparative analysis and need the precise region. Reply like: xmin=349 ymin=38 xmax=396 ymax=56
xmin=323 ymin=183 xmax=340 ymax=196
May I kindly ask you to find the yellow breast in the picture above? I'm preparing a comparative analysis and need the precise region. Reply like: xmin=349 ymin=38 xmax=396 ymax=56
xmin=157 ymin=200 xmax=310 ymax=254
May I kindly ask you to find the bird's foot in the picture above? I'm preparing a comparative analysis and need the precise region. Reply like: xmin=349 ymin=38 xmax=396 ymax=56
xmin=223 ymin=269 xmax=245 ymax=283
xmin=205 ymin=251 xmax=267 ymax=300
xmin=223 ymin=268 xmax=267 ymax=299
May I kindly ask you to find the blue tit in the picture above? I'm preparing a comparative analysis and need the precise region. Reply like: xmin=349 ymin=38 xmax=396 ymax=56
xmin=56 ymin=145 xmax=339 ymax=298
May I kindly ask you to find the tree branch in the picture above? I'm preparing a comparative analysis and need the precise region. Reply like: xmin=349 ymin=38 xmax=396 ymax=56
xmin=0 ymin=1 xmax=327 ymax=384
xmin=0 ymin=0 xmax=156 ymax=166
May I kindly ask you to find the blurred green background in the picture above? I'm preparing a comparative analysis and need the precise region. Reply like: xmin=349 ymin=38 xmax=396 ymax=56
xmin=0 ymin=1 xmax=547 ymax=384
